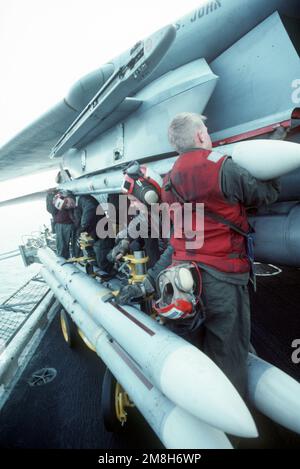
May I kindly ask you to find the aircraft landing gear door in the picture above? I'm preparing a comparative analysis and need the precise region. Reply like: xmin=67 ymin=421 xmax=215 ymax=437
xmin=101 ymin=367 xmax=135 ymax=432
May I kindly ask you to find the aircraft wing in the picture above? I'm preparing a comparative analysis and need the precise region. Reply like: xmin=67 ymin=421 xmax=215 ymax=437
xmin=0 ymin=100 xmax=78 ymax=183
xmin=0 ymin=24 xmax=176 ymax=186
xmin=0 ymin=63 xmax=115 ymax=185
xmin=0 ymin=191 xmax=47 ymax=208
xmin=1 ymin=1 xmax=299 ymax=187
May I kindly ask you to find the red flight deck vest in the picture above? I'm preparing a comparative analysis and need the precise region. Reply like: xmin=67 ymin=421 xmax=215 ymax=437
xmin=161 ymin=149 xmax=250 ymax=274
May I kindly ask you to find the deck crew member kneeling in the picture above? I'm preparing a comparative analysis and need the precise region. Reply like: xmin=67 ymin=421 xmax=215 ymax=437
xmin=118 ymin=112 xmax=281 ymax=397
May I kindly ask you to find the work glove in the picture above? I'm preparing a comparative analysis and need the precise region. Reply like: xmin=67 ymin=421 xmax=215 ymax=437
xmin=107 ymin=239 xmax=130 ymax=263
xmin=115 ymin=276 xmax=155 ymax=305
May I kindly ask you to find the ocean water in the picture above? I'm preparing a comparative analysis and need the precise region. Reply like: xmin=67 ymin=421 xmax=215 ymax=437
xmin=0 ymin=199 xmax=50 ymax=303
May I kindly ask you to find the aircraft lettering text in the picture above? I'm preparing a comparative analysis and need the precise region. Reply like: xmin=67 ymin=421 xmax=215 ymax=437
xmin=190 ymin=0 xmax=222 ymax=23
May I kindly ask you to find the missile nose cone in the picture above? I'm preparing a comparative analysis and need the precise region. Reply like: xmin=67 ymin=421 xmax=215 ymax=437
xmin=158 ymin=346 xmax=258 ymax=438
xmin=248 ymin=353 xmax=300 ymax=435
xmin=162 ymin=407 xmax=233 ymax=449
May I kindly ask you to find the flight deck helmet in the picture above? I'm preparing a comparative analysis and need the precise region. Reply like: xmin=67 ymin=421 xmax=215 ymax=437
xmin=153 ymin=263 xmax=201 ymax=320
xmin=53 ymin=192 xmax=75 ymax=210
xmin=121 ymin=161 xmax=162 ymax=205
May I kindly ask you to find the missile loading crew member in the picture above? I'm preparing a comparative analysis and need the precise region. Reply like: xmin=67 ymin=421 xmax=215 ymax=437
xmin=93 ymin=194 xmax=117 ymax=273
xmin=160 ymin=112 xmax=281 ymax=396
xmin=54 ymin=192 xmax=114 ymax=271
xmin=117 ymin=112 xmax=281 ymax=397
xmin=46 ymin=172 xmax=75 ymax=259
xmin=115 ymin=164 xmax=204 ymax=345
xmin=69 ymin=194 xmax=100 ymax=258
xmin=108 ymin=162 xmax=163 ymax=269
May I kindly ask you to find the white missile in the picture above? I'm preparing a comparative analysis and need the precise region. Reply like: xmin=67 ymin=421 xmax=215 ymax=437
xmin=41 ymin=267 xmax=233 ymax=449
xmin=248 ymin=206 xmax=300 ymax=266
xmin=61 ymin=139 xmax=300 ymax=196
xmin=39 ymin=247 xmax=257 ymax=438
xmin=222 ymin=140 xmax=300 ymax=181
xmin=248 ymin=353 xmax=300 ymax=434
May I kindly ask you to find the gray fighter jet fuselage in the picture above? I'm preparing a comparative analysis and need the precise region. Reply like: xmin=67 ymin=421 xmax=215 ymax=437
xmin=52 ymin=0 xmax=300 ymax=188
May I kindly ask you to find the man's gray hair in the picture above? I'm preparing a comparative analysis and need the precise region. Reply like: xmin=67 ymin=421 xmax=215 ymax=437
xmin=168 ymin=112 xmax=207 ymax=153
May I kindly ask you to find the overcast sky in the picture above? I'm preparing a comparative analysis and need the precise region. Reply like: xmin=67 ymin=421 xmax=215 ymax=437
xmin=0 ymin=0 xmax=204 ymax=200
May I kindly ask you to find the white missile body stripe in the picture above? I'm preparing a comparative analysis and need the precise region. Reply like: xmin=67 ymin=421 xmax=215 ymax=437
xmin=41 ymin=267 xmax=233 ymax=449
xmin=38 ymin=247 xmax=257 ymax=438
xmin=248 ymin=353 xmax=300 ymax=435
